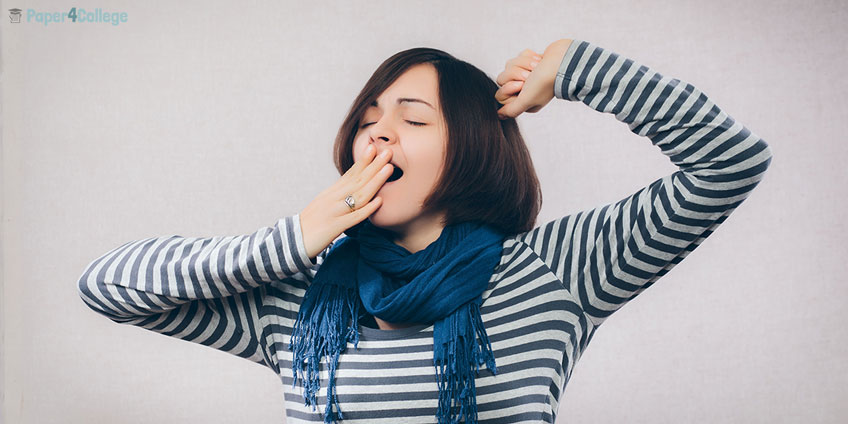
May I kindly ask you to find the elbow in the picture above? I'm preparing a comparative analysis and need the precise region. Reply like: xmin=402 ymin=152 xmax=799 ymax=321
xmin=748 ymin=137 xmax=773 ymax=182
xmin=733 ymin=137 xmax=773 ymax=198
xmin=77 ymin=268 xmax=127 ymax=322
xmin=759 ymin=138 xmax=774 ymax=172
xmin=77 ymin=267 xmax=95 ymax=307
xmin=77 ymin=272 xmax=107 ymax=317
xmin=738 ymin=136 xmax=773 ymax=180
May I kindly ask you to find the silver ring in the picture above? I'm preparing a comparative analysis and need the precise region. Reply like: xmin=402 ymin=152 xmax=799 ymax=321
xmin=344 ymin=194 xmax=356 ymax=211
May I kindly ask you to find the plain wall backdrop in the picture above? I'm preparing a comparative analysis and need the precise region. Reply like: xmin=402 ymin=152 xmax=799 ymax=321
xmin=2 ymin=0 xmax=846 ymax=423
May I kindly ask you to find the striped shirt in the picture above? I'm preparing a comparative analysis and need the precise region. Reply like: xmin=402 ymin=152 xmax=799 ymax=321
xmin=77 ymin=39 xmax=773 ymax=423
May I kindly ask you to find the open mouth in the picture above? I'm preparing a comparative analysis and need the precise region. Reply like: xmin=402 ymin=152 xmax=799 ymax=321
xmin=386 ymin=165 xmax=404 ymax=182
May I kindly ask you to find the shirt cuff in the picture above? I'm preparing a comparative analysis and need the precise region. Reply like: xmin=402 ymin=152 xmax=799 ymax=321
xmin=293 ymin=213 xmax=317 ymax=268
xmin=273 ymin=213 xmax=317 ymax=276
xmin=554 ymin=39 xmax=586 ymax=101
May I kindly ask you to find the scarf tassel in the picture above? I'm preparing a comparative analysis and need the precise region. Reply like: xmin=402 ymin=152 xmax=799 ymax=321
xmin=288 ymin=283 xmax=360 ymax=423
xmin=434 ymin=302 xmax=498 ymax=424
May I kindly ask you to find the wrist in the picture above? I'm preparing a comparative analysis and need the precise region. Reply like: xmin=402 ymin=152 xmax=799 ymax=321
xmin=542 ymin=39 xmax=573 ymax=97
xmin=544 ymin=39 xmax=573 ymax=65
xmin=296 ymin=212 xmax=318 ymax=263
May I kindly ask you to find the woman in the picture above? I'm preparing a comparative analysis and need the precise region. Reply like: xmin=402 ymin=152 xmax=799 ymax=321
xmin=78 ymin=38 xmax=773 ymax=423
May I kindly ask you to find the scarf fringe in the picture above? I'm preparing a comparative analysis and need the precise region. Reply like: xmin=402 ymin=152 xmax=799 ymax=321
xmin=288 ymin=283 xmax=360 ymax=423
xmin=434 ymin=302 xmax=497 ymax=424
xmin=288 ymin=221 xmax=504 ymax=424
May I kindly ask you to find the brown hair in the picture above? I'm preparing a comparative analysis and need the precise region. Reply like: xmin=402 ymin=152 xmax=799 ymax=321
xmin=333 ymin=47 xmax=542 ymax=236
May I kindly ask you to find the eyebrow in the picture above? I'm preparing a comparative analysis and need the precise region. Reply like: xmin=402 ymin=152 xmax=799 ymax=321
xmin=369 ymin=97 xmax=435 ymax=110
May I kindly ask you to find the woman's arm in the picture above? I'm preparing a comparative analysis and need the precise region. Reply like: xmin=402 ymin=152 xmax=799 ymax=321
xmin=517 ymin=39 xmax=773 ymax=326
xmin=77 ymin=131 xmax=394 ymax=366
xmin=77 ymin=213 xmax=331 ymax=366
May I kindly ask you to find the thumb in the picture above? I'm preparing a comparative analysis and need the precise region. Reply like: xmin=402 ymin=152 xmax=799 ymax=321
xmin=497 ymin=96 xmax=529 ymax=120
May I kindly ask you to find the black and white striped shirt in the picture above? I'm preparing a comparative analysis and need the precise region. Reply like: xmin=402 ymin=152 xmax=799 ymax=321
xmin=77 ymin=39 xmax=773 ymax=423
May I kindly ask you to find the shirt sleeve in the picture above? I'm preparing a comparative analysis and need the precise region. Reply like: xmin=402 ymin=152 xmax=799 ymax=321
xmin=519 ymin=40 xmax=774 ymax=327
xmin=76 ymin=213 xmax=331 ymax=367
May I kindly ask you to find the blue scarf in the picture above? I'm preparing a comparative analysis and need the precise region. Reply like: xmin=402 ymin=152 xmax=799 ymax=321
xmin=289 ymin=219 xmax=505 ymax=424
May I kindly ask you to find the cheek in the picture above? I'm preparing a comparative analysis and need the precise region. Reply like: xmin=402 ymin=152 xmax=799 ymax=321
xmin=427 ymin=156 xmax=446 ymax=184
xmin=410 ymin=150 xmax=445 ymax=187
xmin=351 ymin=137 xmax=367 ymax=162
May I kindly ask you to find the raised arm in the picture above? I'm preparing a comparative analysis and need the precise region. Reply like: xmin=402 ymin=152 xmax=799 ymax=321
xmin=77 ymin=213 xmax=329 ymax=366
xmin=517 ymin=39 xmax=773 ymax=326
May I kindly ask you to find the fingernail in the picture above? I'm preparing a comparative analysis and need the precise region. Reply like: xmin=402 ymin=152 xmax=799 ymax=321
xmin=381 ymin=150 xmax=390 ymax=158
xmin=521 ymin=70 xmax=530 ymax=78
xmin=534 ymin=55 xmax=542 ymax=61
xmin=366 ymin=145 xmax=374 ymax=153
xmin=530 ymin=61 xmax=538 ymax=68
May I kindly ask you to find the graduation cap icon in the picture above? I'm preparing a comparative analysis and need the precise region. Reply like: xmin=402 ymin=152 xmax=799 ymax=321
xmin=9 ymin=8 xmax=22 ymax=23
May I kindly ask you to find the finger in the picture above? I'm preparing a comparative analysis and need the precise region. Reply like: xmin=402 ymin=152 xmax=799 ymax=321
xmin=347 ymin=148 xmax=391 ymax=187
xmin=371 ymin=162 xmax=394 ymax=190
xmin=335 ymin=187 xmax=372 ymax=216
xmin=505 ymin=54 xmax=542 ymax=73
xmin=495 ymin=67 xmax=519 ymax=86
xmin=345 ymin=196 xmax=383 ymax=225
xmin=496 ymin=64 xmax=535 ymax=87
xmin=518 ymin=49 xmax=542 ymax=60
xmin=497 ymin=96 xmax=528 ymax=120
xmin=494 ymin=80 xmax=523 ymax=104
xmin=498 ymin=53 xmax=534 ymax=86
xmin=500 ymin=95 xmax=518 ymax=106
xmin=525 ymin=55 xmax=541 ymax=71
xmin=357 ymin=149 xmax=392 ymax=184
xmin=509 ymin=67 xmax=533 ymax=86
xmin=343 ymin=144 xmax=377 ymax=177
xmin=356 ymin=162 xmax=393 ymax=203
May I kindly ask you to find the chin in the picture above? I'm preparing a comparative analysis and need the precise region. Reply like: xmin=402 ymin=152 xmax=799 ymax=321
xmin=366 ymin=211 xmax=398 ymax=230
xmin=367 ymin=208 xmax=411 ymax=234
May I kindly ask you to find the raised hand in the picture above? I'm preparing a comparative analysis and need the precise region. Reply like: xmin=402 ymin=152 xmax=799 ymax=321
xmin=299 ymin=144 xmax=394 ymax=261
xmin=495 ymin=39 xmax=573 ymax=119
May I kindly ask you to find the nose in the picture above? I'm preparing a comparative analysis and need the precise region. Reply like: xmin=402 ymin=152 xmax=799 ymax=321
xmin=367 ymin=119 xmax=397 ymax=159
xmin=368 ymin=116 xmax=397 ymax=146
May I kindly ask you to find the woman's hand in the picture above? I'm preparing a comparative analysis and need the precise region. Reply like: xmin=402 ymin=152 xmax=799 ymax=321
xmin=299 ymin=145 xmax=394 ymax=261
xmin=495 ymin=38 xmax=573 ymax=119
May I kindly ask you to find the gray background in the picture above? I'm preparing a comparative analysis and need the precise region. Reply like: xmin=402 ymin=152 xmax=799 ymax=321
xmin=2 ymin=0 xmax=845 ymax=423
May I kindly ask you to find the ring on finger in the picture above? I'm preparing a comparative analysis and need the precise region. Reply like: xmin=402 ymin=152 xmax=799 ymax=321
xmin=344 ymin=194 xmax=356 ymax=211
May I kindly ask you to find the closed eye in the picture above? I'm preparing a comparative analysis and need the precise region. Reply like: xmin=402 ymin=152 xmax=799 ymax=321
xmin=359 ymin=121 xmax=426 ymax=128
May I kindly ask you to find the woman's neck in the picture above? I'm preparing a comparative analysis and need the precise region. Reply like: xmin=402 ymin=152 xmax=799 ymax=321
xmin=369 ymin=212 xmax=446 ymax=330
xmin=388 ymin=211 xmax=446 ymax=254
xmin=373 ymin=316 xmax=415 ymax=330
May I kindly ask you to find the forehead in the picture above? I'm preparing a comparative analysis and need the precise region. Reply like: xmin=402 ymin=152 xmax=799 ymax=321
xmin=367 ymin=63 xmax=440 ymax=112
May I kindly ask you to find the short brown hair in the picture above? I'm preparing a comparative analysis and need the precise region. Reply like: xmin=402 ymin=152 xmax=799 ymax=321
xmin=333 ymin=47 xmax=542 ymax=236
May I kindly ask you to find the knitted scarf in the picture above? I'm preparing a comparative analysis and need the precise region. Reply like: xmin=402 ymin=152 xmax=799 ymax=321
xmin=288 ymin=218 xmax=505 ymax=424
